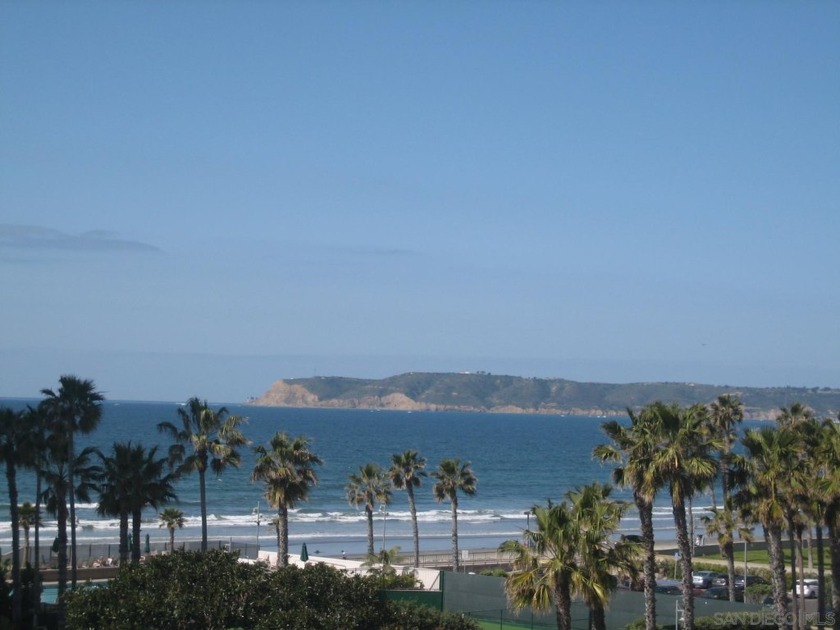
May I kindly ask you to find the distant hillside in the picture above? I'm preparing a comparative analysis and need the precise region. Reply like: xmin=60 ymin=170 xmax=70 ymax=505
xmin=248 ymin=372 xmax=840 ymax=418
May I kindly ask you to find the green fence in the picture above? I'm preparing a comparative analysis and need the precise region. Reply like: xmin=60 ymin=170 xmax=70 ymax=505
xmin=439 ymin=571 xmax=768 ymax=630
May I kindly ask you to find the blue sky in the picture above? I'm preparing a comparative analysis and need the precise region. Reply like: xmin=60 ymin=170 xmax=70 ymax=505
xmin=2 ymin=2 xmax=839 ymax=402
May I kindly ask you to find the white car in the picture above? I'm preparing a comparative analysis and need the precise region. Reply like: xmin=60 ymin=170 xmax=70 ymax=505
xmin=795 ymin=579 xmax=818 ymax=599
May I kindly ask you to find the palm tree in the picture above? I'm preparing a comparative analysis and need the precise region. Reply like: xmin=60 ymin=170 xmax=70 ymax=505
xmin=98 ymin=442 xmax=138 ymax=565
xmin=651 ymin=402 xmax=721 ymax=630
xmin=566 ymin=483 xmax=640 ymax=630
xmin=346 ymin=463 xmax=392 ymax=557
xmin=431 ymin=458 xmax=477 ymax=572
xmin=157 ymin=397 xmax=248 ymax=551
xmin=706 ymin=395 xmax=744 ymax=507
xmin=701 ymin=505 xmax=751 ymax=602
xmin=704 ymin=395 xmax=744 ymax=601
xmin=128 ymin=445 xmax=177 ymax=562
xmin=18 ymin=502 xmax=41 ymax=568
xmin=594 ymin=405 xmax=662 ymax=630
xmin=736 ymin=425 xmax=803 ymax=628
xmin=41 ymin=444 xmax=99 ymax=606
xmin=817 ymin=417 xmax=840 ymax=623
xmin=0 ymin=407 xmax=25 ymax=626
xmin=251 ymin=432 xmax=322 ymax=567
xmin=159 ymin=508 xmax=186 ymax=551
xmin=40 ymin=375 xmax=104 ymax=587
xmin=20 ymin=404 xmax=49 ymax=594
xmin=389 ymin=450 xmax=427 ymax=567
xmin=499 ymin=500 xmax=583 ymax=630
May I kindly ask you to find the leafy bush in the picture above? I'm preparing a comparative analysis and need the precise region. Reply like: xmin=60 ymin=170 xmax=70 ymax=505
xmin=743 ymin=583 xmax=773 ymax=605
xmin=64 ymin=550 xmax=478 ymax=630
xmin=382 ymin=601 xmax=479 ymax=630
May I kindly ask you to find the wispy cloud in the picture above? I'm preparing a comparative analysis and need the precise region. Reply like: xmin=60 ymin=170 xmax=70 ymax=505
xmin=0 ymin=224 xmax=160 ymax=254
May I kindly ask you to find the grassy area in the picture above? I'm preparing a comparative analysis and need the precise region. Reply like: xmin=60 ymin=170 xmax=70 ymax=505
xmin=695 ymin=546 xmax=831 ymax=567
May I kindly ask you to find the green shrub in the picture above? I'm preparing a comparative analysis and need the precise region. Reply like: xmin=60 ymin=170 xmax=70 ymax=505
xmin=382 ymin=601 xmax=479 ymax=630
xmin=64 ymin=550 xmax=478 ymax=630
xmin=743 ymin=583 xmax=773 ymax=605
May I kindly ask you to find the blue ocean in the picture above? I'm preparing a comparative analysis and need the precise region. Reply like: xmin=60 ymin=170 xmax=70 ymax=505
xmin=0 ymin=400 xmax=752 ymax=557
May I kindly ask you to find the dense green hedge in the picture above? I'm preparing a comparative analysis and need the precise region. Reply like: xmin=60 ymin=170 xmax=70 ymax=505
xmin=64 ymin=550 xmax=478 ymax=630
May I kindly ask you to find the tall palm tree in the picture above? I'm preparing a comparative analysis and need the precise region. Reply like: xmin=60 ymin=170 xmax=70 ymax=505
xmin=701 ymin=505 xmax=750 ymax=602
xmin=566 ymin=483 xmax=640 ymax=630
xmin=40 ymin=444 xmax=99 ymax=606
xmin=431 ymin=458 xmax=477 ymax=572
xmin=736 ymin=425 xmax=803 ymax=628
xmin=157 ymin=397 xmax=247 ymax=551
xmin=0 ymin=407 xmax=25 ymax=626
xmin=704 ymin=395 xmax=744 ymax=600
xmin=594 ymin=405 xmax=662 ymax=630
xmin=40 ymin=375 xmax=104 ymax=587
xmin=346 ymin=463 xmax=392 ymax=557
xmin=707 ymin=394 xmax=744 ymax=507
xmin=251 ymin=431 xmax=322 ymax=567
xmin=651 ymin=402 xmax=721 ymax=630
xmin=128 ymin=445 xmax=177 ymax=562
xmin=97 ymin=442 xmax=138 ymax=565
xmin=159 ymin=508 xmax=186 ymax=551
xmin=499 ymin=500 xmax=584 ymax=630
xmin=18 ymin=502 xmax=41 ymax=568
xmin=20 ymin=404 xmax=49 ymax=593
xmin=389 ymin=450 xmax=427 ymax=567
xmin=817 ymin=418 xmax=840 ymax=625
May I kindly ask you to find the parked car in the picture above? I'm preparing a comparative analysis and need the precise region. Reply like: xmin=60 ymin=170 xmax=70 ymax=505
xmin=734 ymin=574 xmax=768 ymax=588
xmin=795 ymin=579 xmax=819 ymax=599
xmin=701 ymin=586 xmax=744 ymax=602
xmin=711 ymin=574 xmax=729 ymax=587
xmin=692 ymin=571 xmax=724 ymax=589
xmin=655 ymin=579 xmax=682 ymax=595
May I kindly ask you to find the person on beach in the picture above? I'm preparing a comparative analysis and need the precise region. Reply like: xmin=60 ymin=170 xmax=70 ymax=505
xmin=341 ymin=550 xmax=346 ymax=560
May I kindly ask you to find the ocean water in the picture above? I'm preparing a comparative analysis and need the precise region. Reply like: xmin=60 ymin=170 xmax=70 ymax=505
xmin=0 ymin=401 xmax=749 ymax=557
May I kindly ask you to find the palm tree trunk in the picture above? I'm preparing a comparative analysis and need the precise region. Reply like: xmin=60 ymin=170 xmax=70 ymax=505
xmin=553 ymin=579 xmax=572 ymax=630
xmin=278 ymin=505 xmax=289 ymax=567
xmin=635 ymin=493 xmax=657 ymax=630
xmin=56 ymin=491 xmax=69 ymax=630
xmin=796 ymin=524 xmax=807 ymax=630
xmin=57 ymin=487 xmax=68 ymax=598
xmin=673 ymin=496 xmax=695 ymax=630
xmin=407 ymin=484 xmax=420 ymax=567
xmin=766 ymin=525 xmax=788 ymax=630
xmin=35 ymin=472 xmax=42 ymax=573
xmin=131 ymin=508 xmax=142 ymax=562
xmin=723 ymin=538 xmax=737 ymax=602
xmin=169 ymin=527 xmax=175 ymax=551
xmin=119 ymin=511 xmax=129 ymax=565
xmin=591 ymin=602 xmax=606 ymax=630
xmin=199 ymin=467 xmax=208 ymax=552
xmin=6 ymin=458 xmax=22 ymax=626
xmin=68 ymin=435 xmax=78 ymax=587
xmin=816 ymin=524 xmax=826 ymax=622
xmin=365 ymin=505 xmax=375 ymax=557
xmin=450 ymin=496 xmax=460 ymax=572
xmin=24 ymin=529 xmax=31 ymax=569
xmin=827 ymin=519 xmax=840 ymax=630
xmin=788 ymin=521 xmax=800 ymax=630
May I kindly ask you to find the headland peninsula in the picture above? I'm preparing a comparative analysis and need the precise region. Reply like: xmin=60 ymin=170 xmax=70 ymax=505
xmin=248 ymin=372 xmax=840 ymax=419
